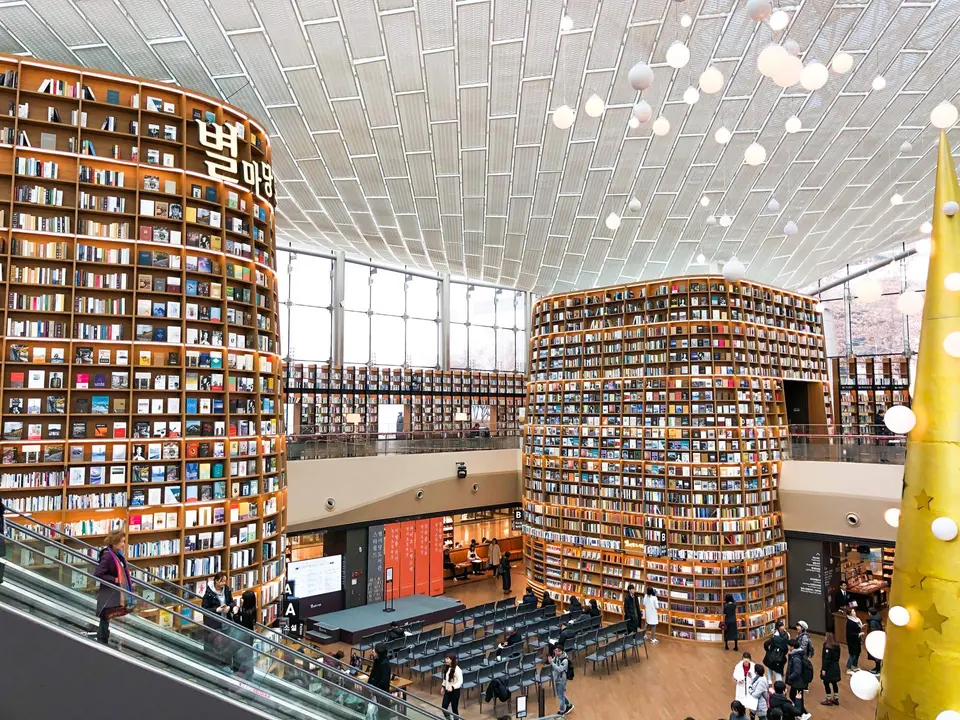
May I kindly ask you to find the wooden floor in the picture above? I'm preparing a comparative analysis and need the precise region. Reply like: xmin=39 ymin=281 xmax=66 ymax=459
xmin=341 ymin=567 xmax=877 ymax=720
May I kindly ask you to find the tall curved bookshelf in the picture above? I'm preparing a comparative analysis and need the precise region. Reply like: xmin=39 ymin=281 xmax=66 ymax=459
xmin=522 ymin=276 xmax=828 ymax=642
xmin=0 ymin=55 xmax=286 ymax=624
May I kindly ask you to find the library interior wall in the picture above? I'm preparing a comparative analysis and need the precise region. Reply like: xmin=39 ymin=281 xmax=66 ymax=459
xmin=285 ymin=448 xmax=521 ymax=532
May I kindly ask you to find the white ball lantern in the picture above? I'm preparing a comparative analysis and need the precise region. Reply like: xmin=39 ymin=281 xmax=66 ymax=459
xmin=706 ymin=215 xmax=717 ymax=225
xmin=800 ymin=62 xmax=829 ymax=91
xmin=872 ymin=76 xmax=887 ymax=91
xmin=744 ymin=142 xmax=767 ymax=166
xmin=652 ymin=116 xmax=670 ymax=136
xmin=945 ymin=200 xmax=959 ymax=216
xmin=715 ymin=126 xmax=732 ymax=144
xmin=773 ymin=55 xmax=804 ymax=87
xmin=605 ymin=212 xmax=621 ymax=230
xmin=864 ymin=631 xmax=886 ymax=661
xmin=831 ymin=52 xmax=853 ymax=74
xmin=785 ymin=115 xmax=802 ymax=133
xmin=700 ymin=196 xmax=710 ymax=207
xmin=585 ymin=93 xmax=606 ymax=118
xmin=783 ymin=220 xmax=798 ymax=236
xmin=945 ymin=273 xmax=960 ymax=291
xmin=854 ymin=278 xmax=882 ymax=302
xmin=784 ymin=39 xmax=800 ymax=56
xmin=695 ymin=253 xmax=706 ymax=264
xmin=769 ymin=10 xmax=789 ymax=31
xmin=723 ymin=257 xmax=746 ymax=282
xmin=560 ymin=14 xmax=574 ymax=32
xmin=850 ymin=670 xmax=881 ymax=701
xmin=552 ymin=105 xmax=575 ymax=129
xmin=943 ymin=331 xmax=960 ymax=357
xmin=888 ymin=606 xmax=910 ymax=627
xmin=699 ymin=66 xmax=724 ymax=94
xmin=666 ymin=42 xmax=690 ymax=69
xmin=628 ymin=116 xmax=641 ymax=129
xmin=628 ymin=62 xmax=654 ymax=92
xmin=901 ymin=141 xmax=914 ymax=153
xmin=884 ymin=405 xmax=916 ymax=434
xmin=628 ymin=197 xmax=643 ymax=212
xmin=890 ymin=193 xmax=904 ymax=206
xmin=897 ymin=291 xmax=924 ymax=315
xmin=916 ymin=236 xmax=932 ymax=256
xmin=936 ymin=713 xmax=960 ymax=720
xmin=719 ymin=214 xmax=733 ymax=228
xmin=632 ymin=99 xmax=653 ymax=123
xmin=932 ymin=517 xmax=959 ymax=542
xmin=931 ymin=102 xmax=959 ymax=130
xmin=921 ymin=221 xmax=933 ymax=234
xmin=746 ymin=0 xmax=773 ymax=22
xmin=884 ymin=508 xmax=901 ymax=528
xmin=767 ymin=198 xmax=781 ymax=213
xmin=680 ymin=13 xmax=692 ymax=28
xmin=758 ymin=44 xmax=787 ymax=78
xmin=683 ymin=86 xmax=700 ymax=105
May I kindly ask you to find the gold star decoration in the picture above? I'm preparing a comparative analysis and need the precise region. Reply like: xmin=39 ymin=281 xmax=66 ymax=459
xmin=920 ymin=603 xmax=949 ymax=633
xmin=917 ymin=641 xmax=934 ymax=660
xmin=916 ymin=489 xmax=934 ymax=510
xmin=902 ymin=694 xmax=920 ymax=717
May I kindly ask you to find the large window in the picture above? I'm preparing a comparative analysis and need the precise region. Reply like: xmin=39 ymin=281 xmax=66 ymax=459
xmin=450 ymin=283 xmax=525 ymax=371
xmin=282 ymin=254 xmax=333 ymax=362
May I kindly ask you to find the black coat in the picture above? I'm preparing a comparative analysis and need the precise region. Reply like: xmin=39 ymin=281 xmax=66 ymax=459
xmin=520 ymin=591 xmax=538 ymax=609
xmin=500 ymin=556 xmax=511 ymax=591
xmin=786 ymin=651 xmax=808 ymax=690
xmin=541 ymin=593 xmax=555 ymax=610
xmin=201 ymin=584 xmax=235 ymax=631
xmin=94 ymin=547 xmax=128 ymax=617
xmin=769 ymin=693 xmax=802 ymax=720
xmin=723 ymin=601 xmax=738 ymax=641
xmin=568 ymin=597 xmax=583 ymax=614
xmin=763 ymin=631 xmax=790 ymax=673
xmin=821 ymin=645 xmax=841 ymax=683
xmin=623 ymin=592 xmax=641 ymax=625
xmin=369 ymin=655 xmax=392 ymax=692
xmin=846 ymin=617 xmax=863 ymax=655
xmin=834 ymin=589 xmax=852 ymax=611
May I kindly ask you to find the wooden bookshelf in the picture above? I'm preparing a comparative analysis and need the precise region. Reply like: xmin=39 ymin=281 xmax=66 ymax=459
xmin=522 ymin=276 xmax=828 ymax=642
xmin=0 ymin=55 xmax=285 ymax=625
xmin=832 ymin=355 xmax=910 ymax=434
xmin=285 ymin=364 xmax=525 ymax=436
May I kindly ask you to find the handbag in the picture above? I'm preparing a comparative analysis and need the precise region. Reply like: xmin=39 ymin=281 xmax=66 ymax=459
xmin=103 ymin=606 xmax=131 ymax=620
xmin=742 ymin=694 xmax=759 ymax=712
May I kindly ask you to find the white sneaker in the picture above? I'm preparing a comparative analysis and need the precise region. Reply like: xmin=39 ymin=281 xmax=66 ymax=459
xmin=651 ymin=638 xmax=659 ymax=644
xmin=845 ymin=669 xmax=856 ymax=676
xmin=801 ymin=713 xmax=813 ymax=720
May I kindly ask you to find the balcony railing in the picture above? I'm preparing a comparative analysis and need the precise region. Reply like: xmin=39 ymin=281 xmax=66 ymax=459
xmin=787 ymin=424 xmax=906 ymax=464
xmin=287 ymin=430 xmax=522 ymax=460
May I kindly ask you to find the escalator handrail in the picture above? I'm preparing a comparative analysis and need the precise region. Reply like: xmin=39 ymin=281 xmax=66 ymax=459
xmin=2 ymin=509 xmax=458 ymax=720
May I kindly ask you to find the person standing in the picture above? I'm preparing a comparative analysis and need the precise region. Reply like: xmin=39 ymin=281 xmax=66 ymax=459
xmin=785 ymin=644 xmax=810 ymax=718
xmin=865 ymin=606 xmax=883 ymax=674
xmin=730 ymin=701 xmax=750 ymax=720
xmin=794 ymin=620 xmax=812 ymax=658
xmin=369 ymin=643 xmax=392 ymax=693
xmin=623 ymin=585 xmax=641 ymax=634
xmin=93 ymin=529 xmax=132 ymax=645
xmin=549 ymin=644 xmax=573 ymax=715
xmin=724 ymin=594 xmax=740 ymax=651
xmin=488 ymin=537 xmax=502 ymax=572
xmin=202 ymin=571 xmax=235 ymax=657
xmin=845 ymin=607 xmax=864 ymax=675
xmin=733 ymin=652 xmax=756 ymax=706
xmin=769 ymin=681 xmax=802 ymax=720
xmin=763 ymin=621 xmax=790 ymax=683
xmin=820 ymin=632 xmax=842 ymax=706
xmin=748 ymin=664 xmax=770 ymax=720
xmin=642 ymin=587 xmax=660 ymax=643
xmin=439 ymin=654 xmax=463 ymax=719
xmin=230 ymin=589 xmax=258 ymax=677
xmin=833 ymin=582 xmax=852 ymax=612
xmin=499 ymin=551 xmax=512 ymax=594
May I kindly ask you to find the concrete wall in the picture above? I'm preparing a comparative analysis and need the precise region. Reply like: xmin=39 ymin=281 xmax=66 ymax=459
xmin=287 ymin=449 xmax=521 ymax=532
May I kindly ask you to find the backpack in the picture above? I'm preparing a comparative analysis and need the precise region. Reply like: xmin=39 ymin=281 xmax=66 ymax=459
xmin=801 ymin=656 xmax=814 ymax=684
xmin=867 ymin=617 xmax=883 ymax=632
xmin=565 ymin=656 xmax=575 ymax=680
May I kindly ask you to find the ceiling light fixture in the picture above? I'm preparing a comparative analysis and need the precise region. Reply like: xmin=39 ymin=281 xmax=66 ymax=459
xmin=854 ymin=277 xmax=882 ymax=303
xmin=699 ymin=66 xmax=724 ymax=94
xmin=700 ymin=196 xmax=710 ymax=207
xmin=605 ymin=212 xmax=621 ymax=230
xmin=666 ymin=42 xmax=691 ymax=69
xmin=552 ymin=104 xmax=575 ymax=129
xmin=628 ymin=116 xmax=640 ymax=129
xmin=897 ymin=291 xmax=924 ymax=315
xmin=695 ymin=252 xmax=706 ymax=264
xmin=719 ymin=214 xmax=733 ymax=227
xmin=632 ymin=99 xmax=652 ymax=123
xmin=584 ymin=94 xmax=606 ymax=117
xmin=931 ymin=101 xmax=959 ymax=129
xmin=723 ymin=256 xmax=746 ymax=281
xmin=745 ymin=0 xmax=773 ymax=21
xmin=715 ymin=126 xmax=732 ymax=144
xmin=900 ymin=141 xmax=913 ymax=153
xmin=783 ymin=220 xmax=798 ymax=236
xmin=683 ymin=86 xmax=700 ymax=105
xmin=872 ymin=76 xmax=887 ymax=91
xmin=652 ymin=116 xmax=671 ymax=136
xmin=758 ymin=43 xmax=787 ymax=77
xmin=800 ymin=62 xmax=828 ymax=91
xmin=706 ymin=215 xmax=717 ymax=225
xmin=773 ymin=54 xmax=804 ymax=87
xmin=628 ymin=197 xmax=643 ymax=212
xmin=784 ymin=39 xmax=800 ymax=56
xmin=921 ymin=221 xmax=933 ymax=234
xmin=769 ymin=9 xmax=789 ymax=31
xmin=680 ymin=13 xmax=692 ymax=27
xmin=560 ymin=15 xmax=574 ymax=32
xmin=890 ymin=193 xmax=903 ymax=206
xmin=628 ymin=62 xmax=654 ymax=91
xmin=767 ymin=198 xmax=781 ymax=213
xmin=830 ymin=51 xmax=853 ymax=74
xmin=785 ymin=115 xmax=802 ymax=133
xmin=744 ymin=142 xmax=767 ymax=166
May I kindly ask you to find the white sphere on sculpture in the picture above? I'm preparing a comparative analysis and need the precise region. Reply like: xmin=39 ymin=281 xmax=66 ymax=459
xmin=552 ymin=105 xmax=575 ymax=129
xmin=744 ymin=142 xmax=767 ymax=166
xmin=723 ymin=256 xmax=745 ymax=281
xmin=767 ymin=198 xmax=781 ymax=213
xmin=897 ymin=291 xmax=924 ymax=315
xmin=931 ymin=101 xmax=959 ymax=129
xmin=783 ymin=220 xmax=798 ymax=236
xmin=785 ymin=115 xmax=802 ymax=133
xmin=800 ymin=62 xmax=828 ymax=91
xmin=666 ymin=42 xmax=691 ymax=69
xmin=850 ymin=671 xmax=881 ymax=701
xmin=936 ymin=713 xmax=960 ymax=720
xmin=884 ymin=405 xmax=916 ymax=434
xmin=633 ymin=99 xmax=653 ymax=123
xmin=683 ymin=86 xmax=700 ymax=105
xmin=943 ymin=331 xmax=960 ymax=357
xmin=758 ymin=44 xmax=787 ymax=77
xmin=888 ymin=606 xmax=910 ymax=626
xmin=628 ymin=197 xmax=643 ymax=212
xmin=746 ymin=0 xmax=773 ymax=22
xmin=769 ymin=10 xmax=789 ymax=31
xmin=945 ymin=200 xmax=959 ymax=216
xmin=699 ymin=66 xmax=724 ymax=94
xmin=831 ymin=52 xmax=853 ymax=74
xmin=652 ymin=116 xmax=671 ymax=136
xmin=864 ymin=631 xmax=886 ymax=660
xmin=945 ymin=273 xmax=960 ymax=291
xmin=585 ymin=93 xmax=606 ymax=118
xmin=932 ymin=517 xmax=959 ymax=542
xmin=715 ymin=126 xmax=732 ymax=144
xmin=605 ymin=212 xmax=621 ymax=230
xmin=628 ymin=62 xmax=655 ymax=91
xmin=883 ymin=508 xmax=901 ymax=528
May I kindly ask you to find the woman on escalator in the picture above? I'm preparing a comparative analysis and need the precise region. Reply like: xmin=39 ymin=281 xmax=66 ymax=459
xmin=201 ymin=570 xmax=235 ymax=659
xmin=229 ymin=589 xmax=258 ymax=677
xmin=93 ymin=530 xmax=133 ymax=645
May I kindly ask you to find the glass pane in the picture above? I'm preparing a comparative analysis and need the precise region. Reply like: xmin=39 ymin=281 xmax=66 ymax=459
xmin=908 ymin=311 xmax=922 ymax=354
xmin=905 ymin=252 xmax=929 ymax=291
xmin=344 ymin=311 xmax=370 ymax=363
xmin=290 ymin=255 xmax=332 ymax=307
xmin=517 ymin=331 xmax=527 ymax=372
xmin=450 ymin=323 xmax=468 ymax=369
xmin=371 ymin=268 xmax=406 ymax=316
xmin=288 ymin=306 xmax=331 ymax=361
xmin=450 ymin=283 xmax=468 ymax=323
xmin=850 ymin=292 xmax=903 ymax=355
xmin=496 ymin=290 xmax=518 ymax=328
xmin=470 ymin=286 xmax=497 ymax=326
xmin=277 ymin=304 xmax=290 ymax=358
xmin=469 ymin=325 xmax=496 ymax=370
xmin=276 ymin=253 xmax=291 ymax=305
xmin=496 ymin=329 xmax=516 ymax=371
xmin=407 ymin=319 xmax=438 ymax=368
xmin=343 ymin=262 xmax=371 ymax=311
xmin=516 ymin=292 xmax=527 ymax=330
xmin=407 ymin=276 xmax=439 ymax=319
xmin=370 ymin=315 xmax=405 ymax=365
xmin=820 ymin=298 xmax=846 ymax=358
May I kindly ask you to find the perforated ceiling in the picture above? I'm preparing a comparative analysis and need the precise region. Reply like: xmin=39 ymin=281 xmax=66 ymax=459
xmin=0 ymin=0 xmax=956 ymax=294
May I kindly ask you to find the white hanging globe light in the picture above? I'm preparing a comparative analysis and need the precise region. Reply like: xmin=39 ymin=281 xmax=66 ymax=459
xmin=758 ymin=43 xmax=788 ymax=77
xmin=932 ymin=517 xmax=959 ymax=542
xmin=632 ymin=99 xmax=653 ymax=123
xmin=628 ymin=62 xmax=654 ymax=91
xmin=864 ymin=631 xmax=886 ymax=661
xmin=769 ymin=9 xmax=789 ymax=31
xmin=560 ymin=14 xmax=574 ymax=32
xmin=552 ymin=104 xmax=575 ymax=129
xmin=652 ymin=116 xmax=670 ymax=136
xmin=695 ymin=252 xmax=706 ymax=264
xmin=680 ymin=13 xmax=692 ymax=28
xmin=884 ymin=508 xmax=901 ymax=528
xmin=936 ymin=712 xmax=960 ymax=720
xmin=605 ymin=212 xmax=621 ymax=230
xmin=854 ymin=277 xmax=882 ymax=302
xmin=784 ymin=39 xmax=800 ymax=56
xmin=831 ymin=51 xmax=853 ymax=74
xmin=699 ymin=66 xmax=724 ymax=94
xmin=584 ymin=93 xmax=606 ymax=118
xmin=945 ymin=331 xmax=960 ymax=357
xmin=884 ymin=405 xmax=916 ymax=434
xmin=767 ymin=198 xmax=780 ymax=213
xmin=850 ymin=671 xmax=881 ymax=701
xmin=683 ymin=86 xmax=700 ymax=105
xmin=945 ymin=200 xmax=960 ymax=216
xmin=946 ymin=273 xmax=960 ymax=291
xmin=722 ymin=256 xmax=745 ymax=281
xmin=916 ymin=236 xmax=932 ymax=256
xmin=921 ymin=221 xmax=933 ymax=233
xmin=890 ymin=193 xmax=904 ymax=206
xmin=783 ymin=220 xmax=798 ymax=236
xmin=897 ymin=290 xmax=924 ymax=314
xmin=628 ymin=197 xmax=643 ymax=212
xmin=901 ymin=141 xmax=913 ymax=153
xmin=745 ymin=0 xmax=773 ymax=22
xmin=931 ymin=101 xmax=959 ymax=129
xmin=715 ymin=126 xmax=732 ymax=144
xmin=666 ymin=42 xmax=690 ymax=69
xmin=785 ymin=115 xmax=802 ymax=133
xmin=706 ymin=215 xmax=717 ymax=225
xmin=700 ymin=196 xmax=710 ymax=207
xmin=888 ymin=606 xmax=910 ymax=626
xmin=744 ymin=142 xmax=767 ymax=166
xmin=800 ymin=62 xmax=829 ymax=91
xmin=719 ymin=214 xmax=733 ymax=228
xmin=872 ymin=76 xmax=887 ymax=91
xmin=773 ymin=54 xmax=804 ymax=87
xmin=628 ymin=116 xmax=641 ymax=129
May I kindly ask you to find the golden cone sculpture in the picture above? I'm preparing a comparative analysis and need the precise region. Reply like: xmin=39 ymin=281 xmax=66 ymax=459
xmin=877 ymin=130 xmax=960 ymax=720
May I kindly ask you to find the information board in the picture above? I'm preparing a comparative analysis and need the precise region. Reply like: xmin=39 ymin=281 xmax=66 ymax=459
xmin=367 ymin=524 xmax=385 ymax=604
xmin=287 ymin=556 xmax=343 ymax=598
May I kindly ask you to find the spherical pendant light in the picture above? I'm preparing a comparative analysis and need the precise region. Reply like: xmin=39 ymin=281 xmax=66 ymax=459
xmin=921 ymin=221 xmax=933 ymax=234
xmin=746 ymin=0 xmax=773 ymax=22
xmin=830 ymin=51 xmax=853 ymax=74
xmin=773 ymin=54 xmax=804 ymax=87
xmin=722 ymin=256 xmax=745 ymax=281
xmin=605 ymin=212 xmax=621 ymax=230
xmin=700 ymin=196 xmax=710 ymax=207
xmin=783 ymin=220 xmax=798 ymax=236
xmin=628 ymin=197 xmax=642 ymax=212
xmin=584 ymin=93 xmax=606 ymax=118
xmin=946 ymin=200 xmax=960 ymax=216
xmin=719 ymin=214 xmax=733 ymax=228
xmin=897 ymin=290 xmax=924 ymax=315
xmin=699 ymin=66 xmax=724 ymax=94
xmin=632 ymin=99 xmax=652 ymax=123
xmin=560 ymin=14 xmax=574 ymax=32
xmin=800 ymin=62 xmax=828 ymax=91
xmin=666 ymin=42 xmax=691 ymax=69
xmin=706 ymin=215 xmax=717 ymax=225
xmin=552 ymin=104 xmax=575 ymax=129
xmin=888 ymin=606 xmax=910 ymax=627
xmin=628 ymin=116 xmax=640 ymax=129
xmin=884 ymin=405 xmax=916 ymax=434
xmin=758 ymin=43 xmax=788 ymax=77
xmin=850 ymin=671 xmax=880 ymax=701
xmin=864 ymin=631 xmax=886 ymax=661
xmin=784 ymin=39 xmax=800 ymax=56
xmin=916 ymin=237 xmax=932 ymax=256
xmin=854 ymin=277 xmax=882 ymax=303
xmin=683 ymin=86 xmax=700 ymax=105
xmin=695 ymin=252 xmax=706 ymax=264
xmin=680 ymin=13 xmax=692 ymax=27
xmin=628 ymin=62 xmax=654 ymax=91
xmin=785 ymin=115 xmax=802 ymax=133
xmin=652 ymin=116 xmax=670 ymax=136
xmin=715 ymin=126 xmax=732 ymax=144
xmin=884 ymin=508 xmax=901 ymax=527
xmin=872 ymin=76 xmax=886 ymax=91
xmin=931 ymin=101 xmax=959 ymax=129
xmin=890 ymin=193 xmax=903 ymax=206
xmin=744 ymin=142 xmax=767 ymax=166
xmin=767 ymin=198 xmax=780 ymax=213
xmin=769 ymin=9 xmax=789 ymax=31
xmin=900 ymin=141 xmax=913 ymax=153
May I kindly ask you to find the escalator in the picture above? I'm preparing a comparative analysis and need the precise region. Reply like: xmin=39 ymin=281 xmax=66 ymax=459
xmin=0 ymin=511 xmax=452 ymax=720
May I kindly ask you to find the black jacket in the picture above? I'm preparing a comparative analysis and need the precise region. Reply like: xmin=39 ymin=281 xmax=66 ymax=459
xmin=834 ymin=588 xmax=852 ymax=611
xmin=520 ymin=591 xmax=538 ymax=608
xmin=623 ymin=591 xmax=641 ymax=624
xmin=723 ymin=601 xmax=738 ymax=641
xmin=558 ymin=626 xmax=577 ymax=647
xmin=763 ymin=631 xmax=790 ymax=673
xmin=201 ymin=584 xmax=235 ymax=631
xmin=769 ymin=693 xmax=802 ymax=720
xmin=568 ymin=597 xmax=583 ymax=614
xmin=369 ymin=655 xmax=392 ymax=692
xmin=786 ymin=651 xmax=808 ymax=690
xmin=94 ymin=547 xmax=129 ymax=617
xmin=846 ymin=617 xmax=863 ymax=653
xmin=821 ymin=645 xmax=841 ymax=683
xmin=588 ymin=603 xmax=601 ymax=618
xmin=503 ymin=631 xmax=522 ymax=647
xmin=541 ymin=593 xmax=555 ymax=610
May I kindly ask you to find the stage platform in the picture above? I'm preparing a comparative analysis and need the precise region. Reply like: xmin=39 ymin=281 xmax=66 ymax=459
xmin=308 ymin=594 xmax=465 ymax=644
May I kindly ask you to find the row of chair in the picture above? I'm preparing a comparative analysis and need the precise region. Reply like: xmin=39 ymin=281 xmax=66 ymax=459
xmin=355 ymin=620 xmax=426 ymax=654
xmin=583 ymin=631 xmax=648 ymax=674
xmin=447 ymin=597 xmax=542 ymax=632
